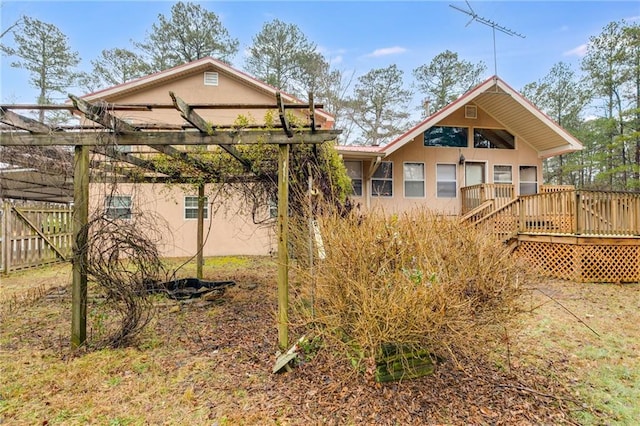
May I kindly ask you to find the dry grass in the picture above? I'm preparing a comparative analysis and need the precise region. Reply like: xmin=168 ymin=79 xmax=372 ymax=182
xmin=1 ymin=255 xmax=638 ymax=424
xmin=291 ymin=209 xmax=527 ymax=372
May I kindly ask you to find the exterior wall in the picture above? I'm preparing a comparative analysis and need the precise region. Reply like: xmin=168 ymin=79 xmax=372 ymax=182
xmin=90 ymin=68 xmax=327 ymax=128
xmin=89 ymin=183 xmax=275 ymax=258
xmin=347 ymin=105 xmax=543 ymax=215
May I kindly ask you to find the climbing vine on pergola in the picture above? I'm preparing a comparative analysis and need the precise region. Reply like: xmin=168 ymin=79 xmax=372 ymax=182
xmin=0 ymin=92 xmax=341 ymax=350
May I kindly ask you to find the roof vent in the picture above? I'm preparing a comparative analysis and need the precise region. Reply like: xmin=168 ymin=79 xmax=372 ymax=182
xmin=465 ymin=105 xmax=477 ymax=119
xmin=204 ymin=72 xmax=219 ymax=86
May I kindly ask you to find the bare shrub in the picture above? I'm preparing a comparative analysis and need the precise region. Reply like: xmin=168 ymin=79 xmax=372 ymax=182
xmin=291 ymin=208 xmax=528 ymax=375
xmin=82 ymin=211 xmax=167 ymax=348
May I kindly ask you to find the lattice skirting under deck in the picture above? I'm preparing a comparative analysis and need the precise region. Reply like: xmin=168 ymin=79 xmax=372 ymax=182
xmin=515 ymin=237 xmax=640 ymax=283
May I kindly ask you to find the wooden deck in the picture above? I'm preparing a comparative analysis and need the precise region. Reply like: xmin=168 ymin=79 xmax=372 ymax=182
xmin=462 ymin=185 xmax=640 ymax=283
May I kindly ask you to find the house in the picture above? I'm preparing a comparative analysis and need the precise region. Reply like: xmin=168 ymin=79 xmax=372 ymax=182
xmin=80 ymin=56 xmax=335 ymax=258
xmin=337 ymin=76 xmax=583 ymax=216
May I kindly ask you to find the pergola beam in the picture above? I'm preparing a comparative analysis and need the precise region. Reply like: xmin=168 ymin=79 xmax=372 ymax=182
xmin=0 ymin=107 xmax=57 ymax=133
xmin=0 ymin=130 xmax=340 ymax=147
xmin=69 ymin=95 xmax=138 ymax=133
xmin=170 ymin=91 xmax=253 ymax=172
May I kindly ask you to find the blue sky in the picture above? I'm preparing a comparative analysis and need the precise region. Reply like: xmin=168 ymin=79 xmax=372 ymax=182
xmin=1 ymin=0 xmax=639 ymax=107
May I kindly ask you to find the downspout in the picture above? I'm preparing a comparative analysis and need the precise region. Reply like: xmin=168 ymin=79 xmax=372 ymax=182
xmin=366 ymin=156 xmax=383 ymax=209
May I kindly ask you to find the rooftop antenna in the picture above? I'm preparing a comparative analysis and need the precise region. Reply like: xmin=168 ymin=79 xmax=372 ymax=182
xmin=449 ymin=1 xmax=525 ymax=78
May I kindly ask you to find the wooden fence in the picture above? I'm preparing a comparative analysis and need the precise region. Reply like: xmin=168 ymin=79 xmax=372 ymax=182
xmin=0 ymin=202 xmax=73 ymax=273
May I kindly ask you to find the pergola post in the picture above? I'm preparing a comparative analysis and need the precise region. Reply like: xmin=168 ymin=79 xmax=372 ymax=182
xmin=71 ymin=145 xmax=89 ymax=348
xmin=277 ymin=143 xmax=290 ymax=350
xmin=196 ymin=183 xmax=205 ymax=279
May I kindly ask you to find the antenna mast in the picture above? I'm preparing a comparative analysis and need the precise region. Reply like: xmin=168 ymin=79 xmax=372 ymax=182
xmin=449 ymin=1 xmax=525 ymax=77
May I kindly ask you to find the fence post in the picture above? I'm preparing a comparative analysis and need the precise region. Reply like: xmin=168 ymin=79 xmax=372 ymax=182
xmin=2 ymin=202 xmax=10 ymax=274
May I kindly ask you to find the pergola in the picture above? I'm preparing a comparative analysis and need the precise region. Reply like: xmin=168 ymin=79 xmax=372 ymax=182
xmin=0 ymin=92 xmax=340 ymax=350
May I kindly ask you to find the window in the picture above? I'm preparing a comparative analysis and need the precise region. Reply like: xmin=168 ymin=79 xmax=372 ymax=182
xmin=371 ymin=162 xmax=393 ymax=197
xmin=493 ymin=165 xmax=513 ymax=184
xmin=519 ymin=166 xmax=538 ymax=195
xmin=268 ymin=198 xmax=278 ymax=219
xmin=424 ymin=126 xmax=468 ymax=147
xmin=473 ymin=128 xmax=515 ymax=149
xmin=436 ymin=164 xmax=457 ymax=198
xmin=105 ymin=195 xmax=132 ymax=219
xmin=115 ymin=144 xmax=132 ymax=153
xmin=404 ymin=162 xmax=425 ymax=197
xmin=344 ymin=160 xmax=363 ymax=197
xmin=204 ymin=72 xmax=219 ymax=86
xmin=184 ymin=196 xmax=209 ymax=220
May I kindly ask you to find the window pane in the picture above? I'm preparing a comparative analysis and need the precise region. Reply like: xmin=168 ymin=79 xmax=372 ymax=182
xmin=373 ymin=162 xmax=392 ymax=179
xmin=351 ymin=179 xmax=362 ymax=197
xmin=404 ymin=163 xmax=424 ymax=180
xmin=105 ymin=196 xmax=132 ymax=219
xmin=473 ymin=128 xmax=515 ymax=149
xmin=424 ymin=126 xmax=468 ymax=147
xmin=437 ymin=164 xmax=456 ymax=180
xmin=436 ymin=164 xmax=456 ymax=198
xmin=344 ymin=161 xmax=362 ymax=179
xmin=520 ymin=183 xmax=537 ymax=196
xmin=405 ymin=181 xmax=424 ymax=197
xmin=185 ymin=196 xmax=208 ymax=219
xmin=372 ymin=180 xmax=392 ymax=197
xmin=519 ymin=166 xmax=537 ymax=182
xmin=494 ymin=165 xmax=512 ymax=183
xmin=437 ymin=182 xmax=456 ymax=198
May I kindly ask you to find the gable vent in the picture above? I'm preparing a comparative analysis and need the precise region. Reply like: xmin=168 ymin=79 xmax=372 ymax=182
xmin=465 ymin=105 xmax=477 ymax=119
xmin=204 ymin=72 xmax=219 ymax=86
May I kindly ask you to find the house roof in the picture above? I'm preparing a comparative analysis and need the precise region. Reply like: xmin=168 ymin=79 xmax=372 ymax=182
xmin=337 ymin=75 xmax=583 ymax=159
xmin=82 ymin=56 xmax=335 ymax=124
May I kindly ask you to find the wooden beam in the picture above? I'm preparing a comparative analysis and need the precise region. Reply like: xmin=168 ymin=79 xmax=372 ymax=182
xmin=277 ymin=143 xmax=290 ymax=350
xmin=71 ymin=145 xmax=89 ymax=348
xmin=93 ymin=145 xmax=181 ymax=178
xmin=0 ymin=129 xmax=341 ymax=147
xmin=1 ymin=102 xmax=324 ymax=111
xmin=150 ymin=145 xmax=221 ymax=179
xmin=0 ymin=107 xmax=55 ymax=133
xmin=308 ymin=92 xmax=316 ymax=132
xmin=170 ymin=92 xmax=253 ymax=172
xmin=196 ymin=183 xmax=205 ymax=280
xmin=69 ymin=95 xmax=138 ymax=133
xmin=277 ymin=92 xmax=293 ymax=138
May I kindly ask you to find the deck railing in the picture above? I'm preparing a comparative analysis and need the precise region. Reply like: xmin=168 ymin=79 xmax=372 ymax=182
xmin=470 ymin=189 xmax=640 ymax=239
xmin=461 ymin=184 xmax=515 ymax=214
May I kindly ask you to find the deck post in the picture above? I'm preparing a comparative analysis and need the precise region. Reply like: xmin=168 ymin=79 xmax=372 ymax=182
xmin=71 ymin=145 xmax=89 ymax=348
xmin=196 ymin=183 xmax=204 ymax=279
xmin=574 ymin=191 xmax=580 ymax=235
xmin=277 ymin=143 xmax=290 ymax=350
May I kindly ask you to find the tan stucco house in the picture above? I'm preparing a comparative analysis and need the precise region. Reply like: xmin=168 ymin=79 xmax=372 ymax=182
xmin=337 ymin=76 xmax=583 ymax=216
xmin=82 ymin=57 xmax=333 ymax=258
xmin=83 ymin=61 xmax=582 ymax=258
